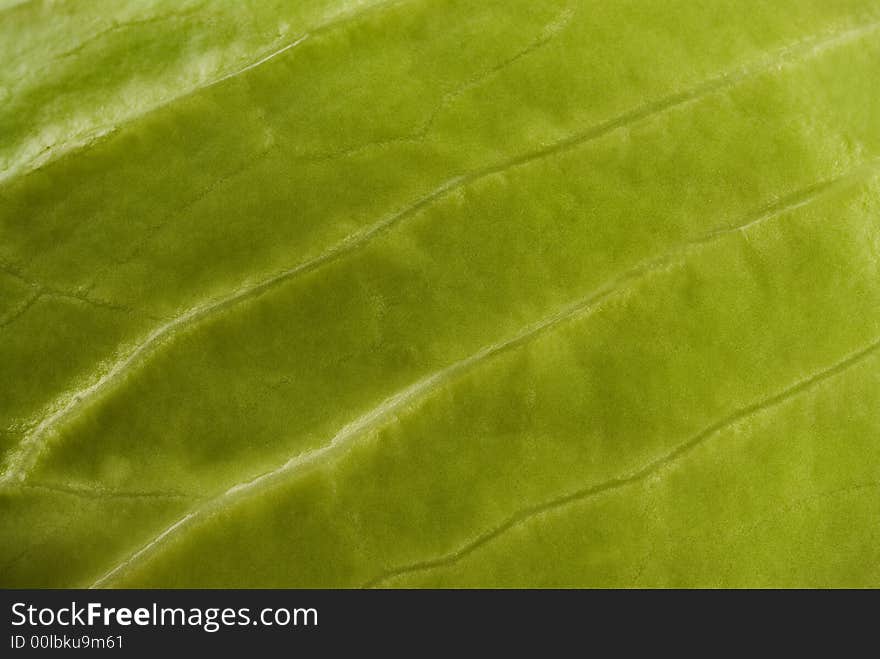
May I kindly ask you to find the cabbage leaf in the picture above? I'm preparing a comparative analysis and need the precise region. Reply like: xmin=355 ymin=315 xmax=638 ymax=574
xmin=1 ymin=0 xmax=879 ymax=587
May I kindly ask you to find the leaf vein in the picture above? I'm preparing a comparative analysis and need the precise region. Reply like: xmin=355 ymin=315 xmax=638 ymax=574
xmin=20 ymin=481 xmax=200 ymax=501
xmin=83 ymin=161 xmax=876 ymax=588
xmin=0 ymin=0 xmax=408 ymax=183
xmin=5 ymin=17 xmax=874 ymax=486
xmin=364 ymin=337 xmax=880 ymax=587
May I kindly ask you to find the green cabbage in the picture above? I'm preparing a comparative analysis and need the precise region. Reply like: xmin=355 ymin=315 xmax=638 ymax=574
xmin=1 ymin=0 xmax=879 ymax=587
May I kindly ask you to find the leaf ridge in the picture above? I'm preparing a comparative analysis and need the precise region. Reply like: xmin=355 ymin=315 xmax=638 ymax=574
xmin=0 ymin=0 xmax=407 ymax=183
xmin=0 ymin=290 xmax=41 ymax=330
xmin=20 ymin=481 xmax=199 ymax=501
xmin=0 ymin=261 xmax=155 ymax=323
xmin=364 ymin=336 xmax=880 ymax=587
xmin=84 ymin=162 xmax=875 ymax=587
xmin=302 ymin=5 xmax=577 ymax=163
xmin=4 ymin=18 xmax=874 ymax=488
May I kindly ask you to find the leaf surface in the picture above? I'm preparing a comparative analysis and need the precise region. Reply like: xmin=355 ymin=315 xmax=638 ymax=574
xmin=1 ymin=0 xmax=879 ymax=587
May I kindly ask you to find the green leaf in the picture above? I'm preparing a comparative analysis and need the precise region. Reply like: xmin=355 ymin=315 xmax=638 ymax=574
xmin=1 ymin=0 xmax=879 ymax=588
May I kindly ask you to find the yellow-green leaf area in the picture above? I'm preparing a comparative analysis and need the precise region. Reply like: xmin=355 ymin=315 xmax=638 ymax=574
xmin=1 ymin=0 xmax=879 ymax=587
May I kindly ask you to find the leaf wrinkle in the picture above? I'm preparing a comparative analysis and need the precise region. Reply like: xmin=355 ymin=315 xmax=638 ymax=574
xmin=364 ymin=337 xmax=880 ymax=587
xmin=85 ymin=161 xmax=877 ymax=587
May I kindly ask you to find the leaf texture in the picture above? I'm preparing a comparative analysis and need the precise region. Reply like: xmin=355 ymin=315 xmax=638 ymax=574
xmin=1 ymin=0 xmax=879 ymax=587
